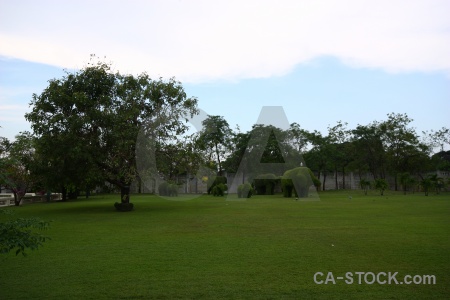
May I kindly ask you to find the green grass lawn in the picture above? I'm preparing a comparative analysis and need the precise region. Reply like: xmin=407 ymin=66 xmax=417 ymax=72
xmin=1 ymin=190 xmax=449 ymax=299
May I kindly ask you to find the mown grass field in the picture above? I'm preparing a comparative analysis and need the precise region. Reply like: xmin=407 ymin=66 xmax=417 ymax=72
xmin=1 ymin=190 xmax=449 ymax=299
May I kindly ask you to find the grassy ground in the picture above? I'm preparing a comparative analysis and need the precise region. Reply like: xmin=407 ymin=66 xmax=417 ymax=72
xmin=1 ymin=190 xmax=449 ymax=299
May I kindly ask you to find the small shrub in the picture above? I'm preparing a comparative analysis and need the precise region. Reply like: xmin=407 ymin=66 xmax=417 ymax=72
xmin=237 ymin=184 xmax=243 ymax=198
xmin=212 ymin=183 xmax=227 ymax=196
xmin=374 ymin=178 xmax=388 ymax=196
xmin=237 ymin=183 xmax=253 ymax=198
xmin=207 ymin=176 xmax=227 ymax=194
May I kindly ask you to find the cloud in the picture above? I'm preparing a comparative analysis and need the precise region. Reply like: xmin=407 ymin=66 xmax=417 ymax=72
xmin=0 ymin=104 xmax=29 ymax=128
xmin=1 ymin=0 xmax=449 ymax=82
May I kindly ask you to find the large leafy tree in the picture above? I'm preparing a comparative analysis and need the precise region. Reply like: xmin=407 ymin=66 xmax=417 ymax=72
xmin=303 ymin=130 xmax=333 ymax=191
xmin=426 ymin=127 xmax=450 ymax=152
xmin=26 ymin=59 xmax=198 ymax=207
xmin=288 ymin=122 xmax=310 ymax=154
xmin=380 ymin=113 xmax=426 ymax=190
xmin=31 ymin=130 xmax=102 ymax=200
xmin=352 ymin=121 xmax=387 ymax=179
xmin=154 ymin=135 xmax=204 ymax=183
xmin=327 ymin=121 xmax=354 ymax=189
xmin=222 ymin=131 xmax=251 ymax=175
xmin=196 ymin=115 xmax=232 ymax=176
xmin=0 ymin=132 xmax=38 ymax=206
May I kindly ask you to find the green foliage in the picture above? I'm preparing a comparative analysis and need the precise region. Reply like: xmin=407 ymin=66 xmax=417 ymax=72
xmin=420 ymin=178 xmax=432 ymax=196
xmin=0 ymin=132 xmax=38 ymax=205
xmin=312 ymin=177 xmax=321 ymax=191
xmin=398 ymin=172 xmax=416 ymax=195
xmin=222 ymin=132 xmax=250 ymax=174
xmin=197 ymin=115 xmax=232 ymax=175
xmin=359 ymin=179 xmax=371 ymax=195
xmin=25 ymin=56 xmax=198 ymax=206
xmin=281 ymin=167 xmax=318 ymax=198
xmin=430 ymin=174 xmax=445 ymax=194
xmin=153 ymin=136 xmax=204 ymax=183
xmin=0 ymin=210 xmax=50 ymax=256
xmin=237 ymin=183 xmax=253 ymax=198
xmin=241 ymin=125 xmax=302 ymax=176
xmin=374 ymin=178 xmax=389 ymax=196
xmin=253 ymin=173 xmax=278 ymax=195
xmin=302 ymin=131 xmax=332 ymax=191
xmin=431 ymin=151 xmax=450 ymax=172
xmin=421 ymin=174 xmax=446 ymax=196
xmin=212 ymin=183 xmax=227 ymax=197
xmin=158 ymin=182 xmax=179 ymax=197
xmin=207 ymin=176 xmax=227 ymax=195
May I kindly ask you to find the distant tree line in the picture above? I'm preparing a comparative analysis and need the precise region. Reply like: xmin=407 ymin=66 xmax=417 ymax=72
xmin=1 ymin=58 xmax=449 ymax=209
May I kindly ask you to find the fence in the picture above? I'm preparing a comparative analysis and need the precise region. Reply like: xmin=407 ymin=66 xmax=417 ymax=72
xmin=0 ymin=193 xmax=62 ymax=207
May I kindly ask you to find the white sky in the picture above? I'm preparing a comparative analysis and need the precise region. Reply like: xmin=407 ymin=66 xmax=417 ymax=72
xmin=0 ymin=0 xmax=449 ymax=144
xmin=1 ymin=0 xmax=449 ymax=82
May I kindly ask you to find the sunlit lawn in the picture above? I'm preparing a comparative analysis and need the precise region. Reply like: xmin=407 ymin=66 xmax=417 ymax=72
xmin=1 ymin=190 xmax=449 ymax=299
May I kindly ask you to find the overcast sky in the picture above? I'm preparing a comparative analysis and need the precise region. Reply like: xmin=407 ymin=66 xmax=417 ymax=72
xmin=1 ymin=0 xmax=449 ymax=142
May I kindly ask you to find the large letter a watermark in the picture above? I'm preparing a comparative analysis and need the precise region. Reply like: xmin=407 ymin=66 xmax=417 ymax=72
xmin=227 ymin=106 xmax=320 ymax=201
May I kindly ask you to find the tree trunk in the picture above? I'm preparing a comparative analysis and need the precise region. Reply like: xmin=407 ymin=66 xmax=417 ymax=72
xmin=13 ymin=192 xmax=21 ymax=206
xmin=215 ymin=143 xmax=222 ymax=176
xmin=121 ymin=185 xmax=130 ymax=204
xmin=322 ymin=173 xmax=327 ymax=191
xmin=61 ymin=186 xmax=67 ymax=201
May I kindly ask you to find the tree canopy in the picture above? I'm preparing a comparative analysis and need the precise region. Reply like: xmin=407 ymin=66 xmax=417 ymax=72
xmin=1 ymin=58 xmax=448 ymax=207
xmin=25 ymin=59 xmax=198 ymax=208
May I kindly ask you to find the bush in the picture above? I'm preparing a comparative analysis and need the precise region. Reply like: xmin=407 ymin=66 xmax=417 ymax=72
xmin=0 ymin=210 xmax=51 ymax=256
xmin=207 ymin=176 xmax=227 ymax=194
xmin=212 ymin=183 xmax=227 ymax=196
xmin=312 ymin=177 xmax=321 ymax=191
xmin=114 ymin=202 xmax=134 ymax=212
xmin=237 ymin=183 xmax=253 ymax=198
xmin=360 ymin=179 xmax=371 ymax=195
xmin=158 ymin=182 xmax=178 ymax=197
xmin=281 ymin=177 xmax=294 ymax=198
xmin=374 ymin=178 xmax=388 ymax=196
xmin=253 ymin=173 xmax=279 ymax=195
xmin=281 ymin=167 xmax=318 ymax=198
